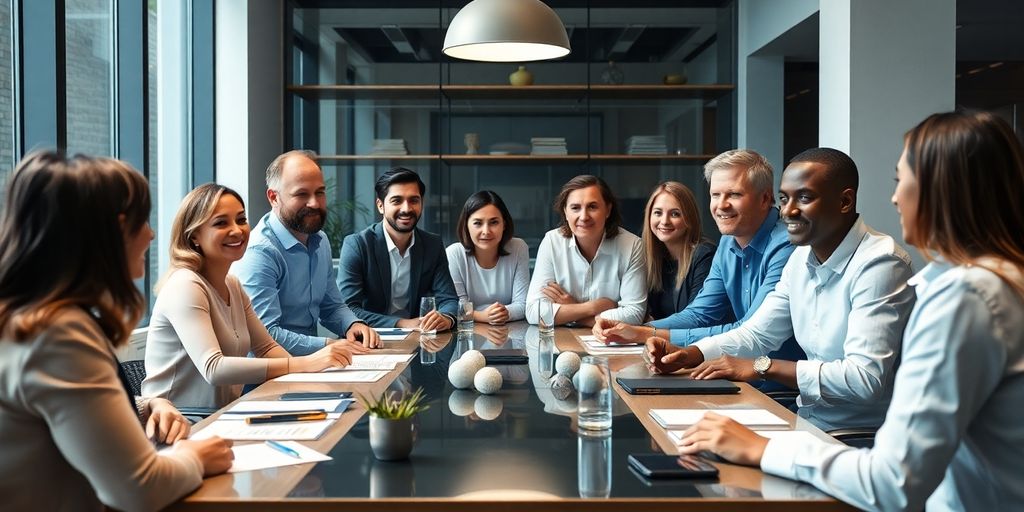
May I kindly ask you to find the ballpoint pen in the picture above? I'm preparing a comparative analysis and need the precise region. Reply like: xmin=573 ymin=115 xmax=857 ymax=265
xmin=245 ymin=410 xmax=328 ymax=424
xmin=264 ymin=440 xmax=301 ymax=459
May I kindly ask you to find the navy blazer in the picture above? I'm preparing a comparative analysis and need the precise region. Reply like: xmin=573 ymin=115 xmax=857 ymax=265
xmin=337 ymin=222 xmax=459 ymax=327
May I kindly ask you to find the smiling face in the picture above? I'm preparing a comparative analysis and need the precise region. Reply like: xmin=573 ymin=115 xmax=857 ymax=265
xmin=708 ymin=166 xmax=772 ymax=247
xmin=778 ymin=161 xmax=853 ymax=258
xmin=564 ymin=185 xmax=611 ymax=243
xmin=648 ymin=192 xmax=689 ymax=245
xmin=467 ymin=204 xmax=505 ymax=254
xmin=191 ymin=193 xmax=250 ymax=268
xmin=892 ymin=146 xmax=921 ymax=246
xmin=124 ymin=221 xmax=154 ymax=280
xmin=377 ymin=182 xmax=423 ymax=235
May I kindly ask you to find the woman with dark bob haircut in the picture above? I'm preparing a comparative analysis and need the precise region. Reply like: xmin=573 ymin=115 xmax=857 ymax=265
xmin=677 ymin=111 xmax=1024 ymax=511
xmin=526 ymin=174 xmax=646 ymax=327
xmin=446 ymin=190 xmax=530 ymax=324
xmin=0 ymin=151 xmax=233 ymax=511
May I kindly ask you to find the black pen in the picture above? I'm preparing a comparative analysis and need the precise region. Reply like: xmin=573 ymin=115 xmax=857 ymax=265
xmin=245 ymin=410 xmax=328 ymax=424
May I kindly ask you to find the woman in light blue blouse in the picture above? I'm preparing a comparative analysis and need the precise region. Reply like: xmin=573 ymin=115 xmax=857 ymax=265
xmin=675 ymin=110 xmax=1024 ymax=511
xmin=446 ymin=190 xmax=530 ymax=325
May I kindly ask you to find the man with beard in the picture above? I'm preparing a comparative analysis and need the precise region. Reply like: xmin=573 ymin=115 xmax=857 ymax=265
xmin=646 ymin=148 xmax=915 ymax=432
xmin=337 ymin=167 xmax=458 ymax=329
xmin=233 ymin=150 xmax=381 ymax=356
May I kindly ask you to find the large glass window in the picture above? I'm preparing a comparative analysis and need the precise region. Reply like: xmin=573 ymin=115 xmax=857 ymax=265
xmin=65 ymin=0 xmax=114 ymax=157
xmin=146 ymin=0 xmax=159 ymax=316
xmin=0 ymin=0 xmax=15 ymax=204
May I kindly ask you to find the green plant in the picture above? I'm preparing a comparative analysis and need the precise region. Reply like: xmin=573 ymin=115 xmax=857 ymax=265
xmin=358 ymin=387 xmax=429 ymax=420
xmin=323 ymin=177 xmax=373 ymax=258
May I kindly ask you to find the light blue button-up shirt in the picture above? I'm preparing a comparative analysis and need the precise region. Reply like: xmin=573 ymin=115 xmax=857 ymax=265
xmin=761 ymin=259 xmax=1024 ymax=511
xmin=231 ymin=212 xmax=362 ymax=356
xmin=695 ymin=218 xmax=915 ymax=431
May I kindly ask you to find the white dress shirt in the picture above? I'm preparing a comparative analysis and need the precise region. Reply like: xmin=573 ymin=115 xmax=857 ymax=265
xmin=761 ymin=259 xmax=1024 ymax=511
xmin=446 ymin=238 xmax=531 ymax=321
xmin=695 ymin=219 xmax=915 ymax=431
xmin=384 ymin=227 xmax=415 ymax=315
xmin=525 ymin=227 xmax=646 ymax=325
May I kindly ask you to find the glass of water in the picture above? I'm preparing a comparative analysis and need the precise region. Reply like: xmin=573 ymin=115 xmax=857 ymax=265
xmin=457 ymin=298 xmax=474 ymax=333
xmin=577 ymin=429 xmax=612 ymax=498
xmin=577 ymin=356 xmax=612 ymax=431
xmin=536 ymin=297 xmax=555 ymax=335
xmin=419 ymin=296 xmax=437 ymax=338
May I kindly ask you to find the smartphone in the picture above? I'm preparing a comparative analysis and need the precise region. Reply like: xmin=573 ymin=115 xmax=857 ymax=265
xmin=627 ymin=454 xmax=719 ymax=479
xmin=278 ymin=391 xmax=352 ymax=401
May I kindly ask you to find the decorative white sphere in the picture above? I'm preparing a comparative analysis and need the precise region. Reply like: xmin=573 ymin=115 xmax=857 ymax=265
xmin=474 ymin=366 xmax=503 ymax=394
xmin=448 ymin=359 xmax=476 ymax=389
xmin=460 ymin=349 xmax=487 ymax=373
xmin=474 ymin=394 xmax=504 ymax=420
xmin=448 ymin=390 xmax=476 ymax=416
xmin=575 ymin=363 xmax=605 ymax=394
xmin=555 ymin=351 xmax=581 ymax=376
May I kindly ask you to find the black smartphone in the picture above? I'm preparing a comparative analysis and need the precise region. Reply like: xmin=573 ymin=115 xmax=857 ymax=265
xmin=278 ymin=391 xmax=352 ymax=401
xmin=627 ymin=454 xmax=719 ymax=479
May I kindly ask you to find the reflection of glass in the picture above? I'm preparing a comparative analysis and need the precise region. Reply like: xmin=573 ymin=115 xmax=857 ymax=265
xmin=537 ymin=297 xmax=555 ymax=334
xmin=538 ymin=332 xmax=555 ymax=378
xmin=578 ymin=430 xmax=612 ymax=498
xmin=577 ymin=356 xmax=612 ymax=430
xmin=419 ymin=296 xmax=437 ymax=337
xmin=453 ymin=331 xmax=473 ymax=359
xmin=457 ymin=298 xmax=474 ymax=332
xmin=419 ymin=340 xmax=437 ymax=365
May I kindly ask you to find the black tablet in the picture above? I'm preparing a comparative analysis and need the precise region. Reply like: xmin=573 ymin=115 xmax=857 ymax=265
xmin=616 ymin=377 xmax=739 ymax=395
xmin=481 ymin=348 xmax=529 ymax=365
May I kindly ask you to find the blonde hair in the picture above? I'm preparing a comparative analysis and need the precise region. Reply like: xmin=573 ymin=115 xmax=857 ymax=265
xmin=703 ymin=148 xmax=774 ymax=199
xmin=642 ymin=182 xmax=704 ymax=292
xmin=157 ymin=183 xmax=245 ymax=292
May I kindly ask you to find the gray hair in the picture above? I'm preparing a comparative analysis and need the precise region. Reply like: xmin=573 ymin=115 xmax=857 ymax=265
xmin=703 ymin=149 xmax=774 ymax=196
xmin=265 ymin=149 xmax=319 ymax=190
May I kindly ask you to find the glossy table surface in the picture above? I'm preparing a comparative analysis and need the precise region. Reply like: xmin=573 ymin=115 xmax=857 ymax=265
xmin=171 ymin=323 xmax=853 ymax=511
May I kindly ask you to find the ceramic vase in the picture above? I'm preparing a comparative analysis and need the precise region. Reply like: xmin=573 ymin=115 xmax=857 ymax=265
xmin=509 ymin=65 xmax=534 ymax=86
xmin=369 ymin=415 xmax=414 ymax=461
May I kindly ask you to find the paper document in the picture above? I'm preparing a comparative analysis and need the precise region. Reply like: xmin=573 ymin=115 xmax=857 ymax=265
xmin=373 ymin=327 xmax=414 ymax=341
xmin=667 ymin=429 xmax=819 ymax=445
xmin=192 ymin=418 xmax=334 ymax=441
xmin=228 ymin=441 xmax=332 ymax=473
xmin=578 ymin=335 xmax=644 ymax=355
xmin=225 ymin=399 xmax=351 ymax=414
xmin=274 ymin=370 xmax=389 ymax=383
xmin=650 ymin=408 xmax=789 ymax=430
xmin=330 ymin=353 xmax=414 ymax=371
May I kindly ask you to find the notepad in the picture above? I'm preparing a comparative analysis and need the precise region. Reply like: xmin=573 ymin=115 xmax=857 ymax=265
xmin=191 ymin=418 xmax=334 ymax=441
xmin=578 ymin=335 xmax=645 ymax=355
xmin=373 ymin=327 xmax=414 ymax=341
xmin=228 ymin=441 xmax=332 ymax=473
xmin=649 ymin=409 xmax=789 ymax=430
xmin=330 ymin=353 xmax=415 ymax=371
xmin=274 ymin=370 xmax=389 ymax=383
xmin=217 ymin=399 xmax=354 ymax=420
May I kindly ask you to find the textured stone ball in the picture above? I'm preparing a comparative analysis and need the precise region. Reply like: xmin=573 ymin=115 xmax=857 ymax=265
xmin=448 ymin=359 xmax=476 ymax=389
xmin=448 ymin=390 xmax=476 ymax=416
xmin=549 ymin=373 xmax=574 ymax=400
xmin=473 ymin=366 xmax=503 ymax=394
xmin=555 ymin=352 xmax=581 ymax=377
xmin=460 ymin=350 xmax=487 ymax=373
xmin=474 ymin=394 xmax=504 ymax=420
xmin=574 ymin=363 xmax=605 ymax=394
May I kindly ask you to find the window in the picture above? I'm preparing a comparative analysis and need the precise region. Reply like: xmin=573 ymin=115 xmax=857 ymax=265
xmin=65 ymin=0 xmax=114 ymax=157
xmin=146 ymin=0 xmax=159 ymax=316
xmin=0 ymin=0 xmax=15 ymax=204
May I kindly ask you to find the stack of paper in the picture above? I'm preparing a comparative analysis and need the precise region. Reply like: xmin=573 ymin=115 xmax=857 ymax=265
xmin=371 ymin=139 xmax=409 ymax=155
xmin=192 ymin=418 xmax=335 ymax=441
xmin=625 ymin=135 xmax=668 ymax=155
xmin=228 ymin=441 xmax=332 ymax=473
xmin=578 ymin=334 xmax=644 ymax=355
xmin=649 ymin=408 xmax=789 ymax=430
xmin=331 ymin=353 xmax=415 ymax=371
xmin=274 ymin=369 xmax=389 ymax=383
xmin=373 ymin=327 xmax=415 ymax=341
xmin=530 ymin=137 xmax=568 ymax=155
xmin=218 ymin=399 xmax=353 ymax=420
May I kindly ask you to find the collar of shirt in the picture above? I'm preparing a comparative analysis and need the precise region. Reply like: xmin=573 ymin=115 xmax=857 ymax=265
xmin=805 ymin=215 xmax=867 ymax=281
xmin=728 ymin=207 xmax=780 ymax=258
xmin=383 ymin=222 xmax=416 ymax=256
xmin=568 ymin=228 xmax=613 ymax=261
xmin=907 ymin=259 xmax=953 ymax=294
xmin=268 ymin=211 xmax=321 ymax=251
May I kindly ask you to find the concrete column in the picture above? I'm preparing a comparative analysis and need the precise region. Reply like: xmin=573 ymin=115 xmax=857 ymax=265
xmin=819 ymin=0 xmax=955 ymax=263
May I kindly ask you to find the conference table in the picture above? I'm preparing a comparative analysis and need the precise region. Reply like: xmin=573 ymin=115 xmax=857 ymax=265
xmin=170 ymin=323 xmax=855 ymax=511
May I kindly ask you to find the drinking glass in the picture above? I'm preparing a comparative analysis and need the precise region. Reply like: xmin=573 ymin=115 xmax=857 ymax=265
xmin=536 ymin=297 xmax=555 ymax=335
xmin=577 ymin=356 xmax=612 ymax=430
xmin=457 ymin=298 xmax=475 ymax=333
xmin=419 ymin=296 xmax=437 ymax=338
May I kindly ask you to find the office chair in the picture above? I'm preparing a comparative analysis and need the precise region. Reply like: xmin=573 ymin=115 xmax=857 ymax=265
xmin=118 ymin=359 xmax=216 ymax=421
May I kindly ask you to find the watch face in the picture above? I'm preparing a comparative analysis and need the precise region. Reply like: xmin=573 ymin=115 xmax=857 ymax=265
xmin=753 ymin=356 xmax=770 ymax=374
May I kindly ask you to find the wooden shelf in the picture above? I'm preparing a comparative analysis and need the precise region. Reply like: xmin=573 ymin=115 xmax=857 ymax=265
xmin=288 ymin=84 xmax=734 ymax=102
xmin=315 ymin=154 xmax=713 ymax=164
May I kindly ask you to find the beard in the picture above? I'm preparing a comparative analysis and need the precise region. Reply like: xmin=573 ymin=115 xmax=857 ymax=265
xmin=386 ymin=211 xmax=420 ymax=233
xmin=282 ymin=206 xmax=327 ymax=234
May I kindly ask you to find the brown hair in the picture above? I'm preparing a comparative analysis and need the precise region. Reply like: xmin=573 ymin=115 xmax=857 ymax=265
xmin=642 ymin=182 xmax=704 ymax=292
xmin=904 ymin=110 xmax=1024 ymax=296
xmin=553 ymin=175 xmax=621 ymax=239
xmin=158 ymin=183 xmax=246 ymax=291
xmin=0 ymin=151 xmax=150 ymax=346
xmin=456 ymin=190 xmax=515 ymax=256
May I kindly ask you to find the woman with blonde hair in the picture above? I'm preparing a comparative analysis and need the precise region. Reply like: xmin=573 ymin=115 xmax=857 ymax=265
xmin=143 ymin=183 xmax=353 ymax=410
xmin=0 ymin=152 xmax=233 ymax=510
xmin=678 ymin=110 xmax=1024 ymax=510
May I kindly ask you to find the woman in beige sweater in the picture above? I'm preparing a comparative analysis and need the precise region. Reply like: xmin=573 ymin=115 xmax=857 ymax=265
xmin=143 ymin=183 xmax=354 ymax=410
xmin=0 ymin=152 xmax=233 ymax=511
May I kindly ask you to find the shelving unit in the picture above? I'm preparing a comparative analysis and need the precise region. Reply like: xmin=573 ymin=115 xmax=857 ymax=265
xmin=288 ymin=84 xmax=734 ymax=102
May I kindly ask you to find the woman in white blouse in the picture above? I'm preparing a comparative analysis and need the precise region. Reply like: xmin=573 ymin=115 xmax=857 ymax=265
xmin=677 ymin=110 xmax=1024 ymax=511
xmin=526 ymin=175 xmax=646 ymax=327
xmin=446 ymin=190 xmax=530 ymax=324
xmin=143 ymin=184 xmax=353 ymax=410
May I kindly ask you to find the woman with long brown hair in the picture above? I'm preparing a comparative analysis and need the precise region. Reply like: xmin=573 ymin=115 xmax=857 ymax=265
xmin=676 ymin=110 xmax=1024 ymax=510
xmin=143 ymin=183 xmax=354 ymax=410
xmin=0 ymin=152 xmax=233 ymax=510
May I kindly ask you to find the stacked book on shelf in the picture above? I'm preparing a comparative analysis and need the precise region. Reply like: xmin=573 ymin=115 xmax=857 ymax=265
xmin=371 ymin=139 xmax=409 ymax=155
xmin=625 ymin=135 xmax=668 ymax=155
xmin=530 ymin=137 xmax=568 ymax=155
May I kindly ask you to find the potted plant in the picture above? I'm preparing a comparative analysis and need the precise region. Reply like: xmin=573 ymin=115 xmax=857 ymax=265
xmin=358 ymin=387 xmax=429 ymax=461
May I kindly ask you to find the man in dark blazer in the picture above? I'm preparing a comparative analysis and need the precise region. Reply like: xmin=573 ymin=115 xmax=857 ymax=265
xmin=337 ymin=167 xmax=458 ymax=329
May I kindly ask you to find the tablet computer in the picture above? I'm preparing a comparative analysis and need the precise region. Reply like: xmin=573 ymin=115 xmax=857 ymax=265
xmin=616 ymin=377 xmax=739 ymax=395
xmin=481 ymin=348 xmax=529 ymax=365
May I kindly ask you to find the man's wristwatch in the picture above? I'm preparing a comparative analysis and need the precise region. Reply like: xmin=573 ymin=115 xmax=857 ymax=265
xmin=753 ymin=355 xmax=772 ymax=377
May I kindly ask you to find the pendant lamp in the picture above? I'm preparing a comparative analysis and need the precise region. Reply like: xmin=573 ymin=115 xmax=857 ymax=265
xmin=443 ymin=0 xmax=571 ymax=62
